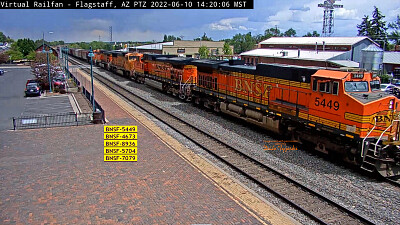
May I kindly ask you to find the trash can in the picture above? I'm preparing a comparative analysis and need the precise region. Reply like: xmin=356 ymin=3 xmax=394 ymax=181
xmin=93 ymin=109 xmax=103 ymax=124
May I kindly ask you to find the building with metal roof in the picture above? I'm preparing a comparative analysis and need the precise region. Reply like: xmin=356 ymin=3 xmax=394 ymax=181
xmin=162 ymin=40 xmax=228 ymax=58
xmin=383 ymin=52 xmax=400 ymax=78
xmin=241 ymin=36 xmax=379 ymax=69
xmin=128 ymin=42 xmax=174 ymax=54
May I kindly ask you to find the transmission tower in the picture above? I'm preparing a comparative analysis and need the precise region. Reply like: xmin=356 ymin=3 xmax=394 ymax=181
xmin=109 ymin=26 xmax=112 ymax=42
xmin=318 ymin=0 xmax=343 ymax=37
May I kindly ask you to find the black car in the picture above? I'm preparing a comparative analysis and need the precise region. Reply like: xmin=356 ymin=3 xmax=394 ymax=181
xmin=0 ymin=69 xmax=4 ymax=75
xmin=25 ymin=83 xmax=41 ymax=97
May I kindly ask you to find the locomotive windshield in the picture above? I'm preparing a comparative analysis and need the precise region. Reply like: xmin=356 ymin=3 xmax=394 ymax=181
xmin=345 ymin=81 xmax=369 ymax=92
xmin=370 ymin=80 xmax=380 ymax=91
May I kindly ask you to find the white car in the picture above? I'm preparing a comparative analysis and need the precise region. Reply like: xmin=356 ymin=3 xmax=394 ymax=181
xmin=381 ymin=84 xmax=396 ymax=92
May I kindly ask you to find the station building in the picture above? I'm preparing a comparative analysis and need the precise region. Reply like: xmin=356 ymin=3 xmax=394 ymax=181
xmin=36 ymin=43 xmax=58 ymax=57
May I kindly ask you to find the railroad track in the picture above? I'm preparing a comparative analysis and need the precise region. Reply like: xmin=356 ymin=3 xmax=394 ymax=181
xmin=386 ymin=176 xmax=400 ymax=188
xmin=69 ymin=57 xmax=375 ymax=225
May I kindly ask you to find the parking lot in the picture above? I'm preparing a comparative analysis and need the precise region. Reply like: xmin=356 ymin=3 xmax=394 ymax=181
xmin=0 ymin=66 xmax=78 ymax=131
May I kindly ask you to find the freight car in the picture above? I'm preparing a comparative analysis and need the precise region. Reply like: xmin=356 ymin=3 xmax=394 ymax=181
xmin=69 ymin=49 xmax=400 ymax=178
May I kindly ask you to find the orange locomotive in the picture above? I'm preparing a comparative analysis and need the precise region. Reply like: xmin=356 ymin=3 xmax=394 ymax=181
xmin=70 ymin=48 xmax=400 ymax=177
xmin=190 ymin=61 xmax=400 ymax=178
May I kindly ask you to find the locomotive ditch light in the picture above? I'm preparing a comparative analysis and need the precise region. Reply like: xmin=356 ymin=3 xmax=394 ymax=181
xmin=389 ymin=99 xmax=394 ymax=109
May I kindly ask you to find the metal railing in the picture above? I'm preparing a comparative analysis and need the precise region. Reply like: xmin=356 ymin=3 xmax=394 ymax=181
xmin=12 ymin=112 xmax=93 ymax=130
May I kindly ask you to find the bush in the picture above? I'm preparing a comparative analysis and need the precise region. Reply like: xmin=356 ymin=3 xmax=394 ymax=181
xmin=378 ymin=73 xmax=392 ymax=83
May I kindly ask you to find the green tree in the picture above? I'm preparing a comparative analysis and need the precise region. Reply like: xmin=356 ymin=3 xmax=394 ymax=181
xmin=371 ymin=6 xmax=388 ymax=49
xmin=7 ymin=49 xmax=24 ymax=61
xmin=15 ymin=38 xmax=35 ymax=56
xmin=163 ymin=35 xmax=181 ymax=42
xmin=283 ymin=28 xmax=297 ymax=37
xmin=357 ymin=15 xmax=373 ymax=36
xmin=0 ymin=32 xmax=7 ymax=43
xmin=229 ymin=32 xmax=256 ymax=54
xmin=198 ymin=45 xmax=209 ymax=58
xmin=26 ymin=51 xmax=36 ymax=60
xmin=0 ymin=52 xmax=9 ymax=64
xmin=357 ymin=6 xmax=388 ymax=49
xmin=303 ymin=31 xmax=321 ymax=37
xmin=388 ymin=15 xmax=400 ymax=45
xmin=201 ymin=32 xmax=212 ymax=41
xmin=264 ymin=27 xmax=282 ymax=38
xmin=223 ymin=42 xmax=232 ymax=55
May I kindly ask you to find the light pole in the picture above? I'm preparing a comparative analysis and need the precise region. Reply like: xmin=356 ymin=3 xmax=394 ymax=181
xmin=88 ymin=47 xmax=95 ymax=112
xmin=42 ymin=31 xmax=53 ymax=92
xmin=66 ymin=46 xmax=69 ymax=78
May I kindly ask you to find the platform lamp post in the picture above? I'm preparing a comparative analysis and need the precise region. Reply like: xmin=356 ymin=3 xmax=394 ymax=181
xmin=88 ymin=47 xmax=95 ymax=112
xmin=66 ymin=45 xmax=69 ymax=78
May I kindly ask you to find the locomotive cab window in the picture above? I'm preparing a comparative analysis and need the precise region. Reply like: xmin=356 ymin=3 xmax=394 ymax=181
xmin=332 ymin=82 xmax=339 ymax=95
xmin=312 ymin=79 xmax=318 ymax=91
xmin=370 ymin=80 xmax=380 ymax=91
xmin=325 ymin=82 xmax=331 ymax=93
xmin=345 ymin=81 xmax=369 ymax=92
xmin=319 ymin=82 xmax=326 ymax=92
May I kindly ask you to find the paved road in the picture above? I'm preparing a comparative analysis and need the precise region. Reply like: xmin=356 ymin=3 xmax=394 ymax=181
xmin=0 ymin=67 xmax=35 ymax=131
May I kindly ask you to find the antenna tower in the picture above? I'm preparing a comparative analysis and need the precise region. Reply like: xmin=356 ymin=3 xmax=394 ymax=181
xmin=318 ymin=0 xmax=343 ymax=37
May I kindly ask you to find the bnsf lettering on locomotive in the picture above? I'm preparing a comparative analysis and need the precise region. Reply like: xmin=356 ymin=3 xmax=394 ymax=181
xmin=374 ymin=115 xmax=391 ymax=123
xmin=235 ymin=78 xmax=270 ymax=97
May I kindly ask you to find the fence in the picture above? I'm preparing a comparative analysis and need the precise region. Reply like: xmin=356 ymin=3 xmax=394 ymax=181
xmin=69 ymin=70 xmax=106 ymax=124
xmin=12 ymin=112 xmax=93 ymax=130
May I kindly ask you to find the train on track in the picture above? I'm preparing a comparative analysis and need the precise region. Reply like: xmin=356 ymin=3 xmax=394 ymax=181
xmin=68 ymin=48 xmax=400 ymax=178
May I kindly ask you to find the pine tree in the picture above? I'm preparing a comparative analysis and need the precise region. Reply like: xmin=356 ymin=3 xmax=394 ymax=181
xmin=357 ymin=15 xmax=372 ymax=36
xmin=388 ymin=15 xmax=400 ymax=45
xmin=357 ymin=7 xmax=388 ymax=49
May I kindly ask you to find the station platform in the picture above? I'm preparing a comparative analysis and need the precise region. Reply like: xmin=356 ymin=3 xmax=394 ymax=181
xmin=0 ymin=68 xmax=298 ymax=224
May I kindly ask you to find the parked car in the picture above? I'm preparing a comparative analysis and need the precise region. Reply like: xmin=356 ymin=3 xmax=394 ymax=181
xmin=381 ymin=84 xmax=396 ymax=93
xmin=0 ymin=69 xmax=4 ymax=75
xmin=25 ymin=83 xmax=41 ymax=97
xmin=26 ymin=79 xmax=39 ymax=86
xmin=53 ymin=77 xmax=66 ymax=89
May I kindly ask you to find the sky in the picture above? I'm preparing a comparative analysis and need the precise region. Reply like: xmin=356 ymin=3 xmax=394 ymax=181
xmin=0 ymin=0 xmax=399 ymax=43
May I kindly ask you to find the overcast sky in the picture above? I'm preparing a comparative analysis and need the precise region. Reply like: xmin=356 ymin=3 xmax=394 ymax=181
xmin=0 ymin=0 xmax=399 ymax=43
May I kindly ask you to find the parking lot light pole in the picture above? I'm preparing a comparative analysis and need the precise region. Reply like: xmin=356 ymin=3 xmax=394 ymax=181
xmin=88 ymin=47 xmax=95 ymax=112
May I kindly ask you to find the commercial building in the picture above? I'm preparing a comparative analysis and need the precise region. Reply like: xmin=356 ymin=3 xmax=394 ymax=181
xmin=241 ymin=37 xmax=378 ymax=68
xmin=162 ymin=40 xmax=227 ymax=58
xmin=128 ymin=42 xmax=173 ymax=54
xmin=383 ymin=52 xmax=400 ymax=78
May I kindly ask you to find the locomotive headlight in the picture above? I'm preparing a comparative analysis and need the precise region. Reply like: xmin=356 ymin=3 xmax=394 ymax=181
xmin=389 ymin=99 xmax=394 ymax=109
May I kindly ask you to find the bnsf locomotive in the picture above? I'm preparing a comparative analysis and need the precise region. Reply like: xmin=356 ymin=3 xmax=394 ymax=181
xmin=69 ymin=48 xmax=400 ymax=178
